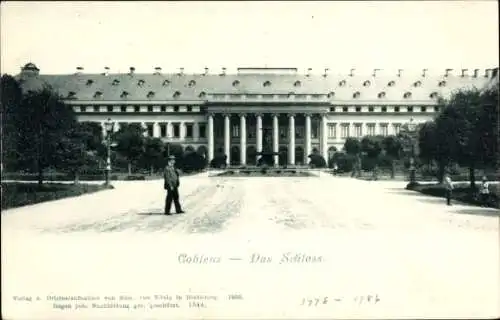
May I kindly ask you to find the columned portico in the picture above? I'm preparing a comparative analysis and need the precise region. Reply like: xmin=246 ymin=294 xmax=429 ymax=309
xmin=224 ymin=114 xmax=231 ymax=165
xmin=288 ymin=114 xmax=295 ymax=165
xmin=240 ymin=113 xmax=247 ymax=165
xmin=272 ymin=114 xmax=279 ymax=166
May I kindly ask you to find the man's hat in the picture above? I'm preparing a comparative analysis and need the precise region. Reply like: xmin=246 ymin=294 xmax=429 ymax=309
xmin=168 ymin=155 xmax=176 ymax=160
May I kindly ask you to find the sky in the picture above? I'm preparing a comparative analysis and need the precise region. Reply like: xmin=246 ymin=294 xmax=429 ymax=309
xmin=1 ymin=1 xmax=498 ymax=76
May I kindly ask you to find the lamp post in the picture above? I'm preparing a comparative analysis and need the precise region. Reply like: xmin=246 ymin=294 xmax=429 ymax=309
xmin=407 ymin=117 xmax=417 ymax=184
xmin=104 ymin=118 xmax=114 ymax=187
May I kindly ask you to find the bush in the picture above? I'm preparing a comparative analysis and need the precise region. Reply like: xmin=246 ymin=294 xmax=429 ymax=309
xmin=308 ymin=154 xmax=327 ymax=168
xmin=181 ymin=152 xmax=207 ymax=173
xmin=333 ymin=153 xmax=356 ymax=173
xmin=361 ymin=157 xmax=378 ymax=171
xmin=210 ymin=155 xmax=227 ymax=169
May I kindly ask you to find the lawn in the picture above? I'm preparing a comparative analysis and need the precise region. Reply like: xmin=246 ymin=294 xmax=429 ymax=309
xmin=1 ymin=182 xmax=114 ymax=210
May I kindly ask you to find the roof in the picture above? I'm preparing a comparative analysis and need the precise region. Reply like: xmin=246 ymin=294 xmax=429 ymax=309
xmin=15 ymin=65 xmax=497 ymax=103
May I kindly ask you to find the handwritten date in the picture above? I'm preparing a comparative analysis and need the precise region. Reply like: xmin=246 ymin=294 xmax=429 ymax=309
xmin=300 ymin=294 xmax=379 ymax=306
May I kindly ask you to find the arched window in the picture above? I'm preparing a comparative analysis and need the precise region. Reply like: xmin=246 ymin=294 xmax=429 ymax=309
xmin=378 ymin=91 xmax=386 ymax=98
xmin=294 ymin=81 xmax=301 ymax=87
xmin=288 ymin=92 xmax=295 ymax=98
xmin=188 ymin=80 xmax=196 ymax=87
xmin=120 ymin=91 xmax=129 ymax=98
xmin=94 ymin=91 xmax=102 ymax=98
xmin=232 ymin=80 xmax=240 ymax=87
xmin=353 ymin=91 xmax=361 ymax=98
xmin=162 ymin=80 xmax=170 ymax=86
xmin=138 ymin=79 xmax=145 ymax=86
xmin=173 ymin=91 xmax=181 ymax=98
xmin=438 ymin=81 xmax=446 ymax=87
xmin=263 ymin=80 xmax=271 ymax=87
xmin=112 ymin=79 xmax=120 ymax=86
xmin=388 ymin=80 xmax=395 ymax=87
xmin=363 ymin=80 xmax=371 ymax=87
xmin=429 ymin=92 xmax=438 ymax=99
xmin=339 ymin=80 xmax=346 ymax=87
xmin=86 ymin=79 xmax=94 ymax=86
xmin=414 ymin=81 xmax=422 ymax=87
xmin=403 ymin=92 xmax=412 ymax=99
xmin=327 ymin=91 xmax=335 ymax=98
xmin=147 ymin=91 xmax=155 ymax=98
xmin=199 ymin=91 xmax=206 ymax=99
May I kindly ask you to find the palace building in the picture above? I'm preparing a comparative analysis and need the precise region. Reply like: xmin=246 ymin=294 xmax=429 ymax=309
xmin=16 ymin=63 xmax=498 ymax=166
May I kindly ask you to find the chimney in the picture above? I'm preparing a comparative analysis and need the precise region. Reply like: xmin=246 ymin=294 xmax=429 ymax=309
xmin=461 ymin=69 xmax=468 ymax=77
xmin=204 ymin=67 xmax=209 ymax=75
xmin=349 ymin=68 xmax=355 ymax=77
xmin=103 ymin=66 xmax=110 ymax=76
xmin=485 ymin=69 xmax=492 ymax=78
xmin=306 ymin=68 xmax=312 ymax=77
xmin=221 ymin=67 xmax=226 ymax=76
xmin=445 ymin=68 xmax=453 ymax=77
xmin=76 ymin=66 xmax=84 ymax=74
xmin=422 ymin=69 xmax=428 ymax=77
xmin=154 ymin=67 xmax=162 ymax=75
xmin=397 ymin=69 xmax=403 ymax=77
xmin=473 ymin=69 xmax=480 ymax=78
xmin=178 ymin=67 xmax=184 ymax=76
xmin=129 ymin=67 xmax=135 ymax=75
xmin=373 ymin=68 xmax=380 ymax=77
xmin=323 ymin=68 xmax=329 ymax=77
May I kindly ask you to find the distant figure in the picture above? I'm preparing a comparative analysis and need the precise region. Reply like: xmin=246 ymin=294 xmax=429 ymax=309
xmin=333 ymin=163 xmax=338 ymax=175
xmin=443 ymin=173 xmax=454 ymax=206
xmin=479 ymin=176 xmax=490 ymax=207
xmin=163 ymin=155 xmax=184 ymax=215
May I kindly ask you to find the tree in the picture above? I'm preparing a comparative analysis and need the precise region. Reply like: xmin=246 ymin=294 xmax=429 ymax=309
xmin=360 ymin=135 xmax=384 ymax=179
xmin=382 ymin=135 xmax=403 ymax=179
xmin=14 ymin=86 xmax=77 ymax=185
xmin=1 ymin=75 xmax=23 ymax=171
xmin=141 ymin=137 xmax=165 ymax=174
xmin=112 ymin=123 xmax=145 ymax=175
xmin=343 ymin=137 xmax=361 ymax=177
xmin=53 ymin=123 xmax=89 ymax=184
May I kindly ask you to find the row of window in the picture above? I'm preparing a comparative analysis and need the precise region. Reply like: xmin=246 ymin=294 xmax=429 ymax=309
xmin=216 ymin=123 xmax=401 ymax=139
xmin=77 ymin=105 xmax=197 ymax=113
xmin=329 ymin=105 xmax=438 ymax=113
xmin=119 ymin=122 xmax=207 ymax=139
xmin=86 ymin=78 xmax=447 ymax=89
xmin=211 ymin=92 xmax=440 ymax=100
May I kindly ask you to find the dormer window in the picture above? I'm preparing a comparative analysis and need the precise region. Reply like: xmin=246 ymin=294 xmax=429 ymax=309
xmin=147 ymin=91 xmax=155 ymax=98
xmin=327 ymin=92 xmax=335 ymax=98
xmin=199 ymin=91 xmax=206 ymax=99
xmin=438 ymin=81 xmax=446 ymax=87
xmin=173 ymin=91 xmax=181 ymax=99
xmin=120 ymin=91 xmax=129 ymax=98
xmin=138 ymin=79 xmax=145 ymax=87
xmin=263 ymin=80 xmax=271 ymax=87
xmin=414 ymin=81 xmax=422 ymax=87
xmin=163 ymin=80 xmax=171 ymax=86
xmin=294 ymin=81 xmax=301 ymax=87
xmin=188 ymin=80 xmax=196 ymax=87
xmin=429 ymin=92 xmax=438 ymax=99
xmin=353 ymin=91 xmax=361 ymax=99
xmin=94 ymin=91 xmax=103 ymax=98
xmin=378 ymin=91 xmax=386 ymax=98
xmin=112 ymin=79 xmax=120 ymax=86
xmin=67 ymin=91 xmax=76 ymax=99
xmin=363 ymin=80 xmax=371 ymax=87
xmin=339 ymin=80 xmax=346 ymax=87
xmin=86 ymin=79 xmax=94 ymax=86
xmin=388 ymin=80 xmax=395 ymax=87
xmin=403 ymin=92 xmax=412 ymax=99
xmin=288 ymin=92 xmax=295 ymax=98
xmin=232 ymin=80 xmax=240 ymax=87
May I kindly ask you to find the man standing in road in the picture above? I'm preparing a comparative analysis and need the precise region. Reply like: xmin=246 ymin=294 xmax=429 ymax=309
xmin=164 ymin=155 xmax=185 ymax=215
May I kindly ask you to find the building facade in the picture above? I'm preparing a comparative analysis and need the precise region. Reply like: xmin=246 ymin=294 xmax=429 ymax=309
xmin=16 ymin=64 xmax=498 ymax=166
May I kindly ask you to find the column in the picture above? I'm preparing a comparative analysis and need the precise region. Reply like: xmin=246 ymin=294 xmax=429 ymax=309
xmin=239 ymin=114 xmax=247 ymax=165
xmin=321 ymin=114 xmax=328 ymax=161
xmin=207 ymin=114 xmax=214 ymax=162
xmin=193 ymin=122 xmax=200 ymax=142
xmin=272 ymin=114 xmax=279 ymax=166
xmin=153 ymin=122 xmax=160 ymax=138
xmin=288 ymin=114 xmax=295 ymax=165
xmin=101 ymin=121 xmax=107 ymax=138
xmin=256 ymin=114 xmax=263 ymax=153
xmin=114 ymin=121 xmax=120 ymax=133
xmin=224 ymin=114 xmax=231 ymax=166
xmin=141 ymin=122 xmax=147 ymax=137
xmin=167 ymin=122 xmax=172 ymax=139
xmin=305 ymin=114 xmax=311 ymax=164
xmin=179 ymin=122 xmax=185 ymax=140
